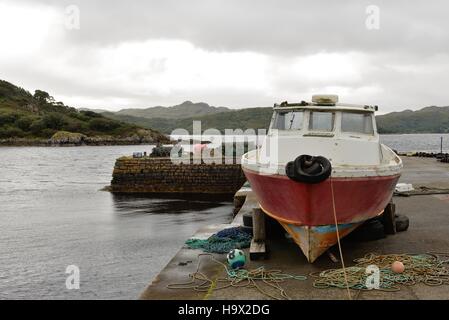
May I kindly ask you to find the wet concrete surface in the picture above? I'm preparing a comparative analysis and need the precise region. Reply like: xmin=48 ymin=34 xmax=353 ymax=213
xmin=140 ymin=156 xmax=449 ymax=300
xmin=399 ymin=157 xmax=449 ymax=188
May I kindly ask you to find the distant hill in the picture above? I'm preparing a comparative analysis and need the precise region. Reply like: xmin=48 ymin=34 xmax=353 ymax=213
xmin=102 ymin=107 xmax=273 ymax=134
xmin=100 ymin=102 xmax=449 ymax=135
xmin=0 ymin=80 xmax=168 ymax=145
xmin=376 ymin=106 xmax=449 ymax=133
xmin=115 ymin=101 xmax=230 ymax=119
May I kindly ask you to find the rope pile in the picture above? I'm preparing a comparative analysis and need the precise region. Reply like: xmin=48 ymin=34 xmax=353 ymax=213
xmin=185 ymin=227 xmax=252 ymax=253
xmin=311 ymin=252 xmax=449 ymax=291
xmin=167 ymin=253 xmax=307 ymax=300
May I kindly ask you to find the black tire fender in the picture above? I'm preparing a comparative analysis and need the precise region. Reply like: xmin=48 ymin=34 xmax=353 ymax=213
xmin=286 ymin=155 xmax=332 ymax=184
xmin=294 ymin=155 xmax=322 ymax=175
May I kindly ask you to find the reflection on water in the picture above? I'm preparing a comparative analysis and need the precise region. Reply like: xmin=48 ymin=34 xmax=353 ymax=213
xmin=112 ymin=193 xmax=233 ymax=216
xmin=381 ymin=133 xmax=449 ymax=152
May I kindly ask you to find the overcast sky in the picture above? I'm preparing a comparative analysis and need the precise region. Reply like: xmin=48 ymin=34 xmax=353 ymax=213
xmin=1 ymin=0 xmax=448 ymax=113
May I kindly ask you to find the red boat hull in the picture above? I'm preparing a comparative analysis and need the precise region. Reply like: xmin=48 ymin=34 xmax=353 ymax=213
xmin=243 ymin=168 xmax=400 ymax=226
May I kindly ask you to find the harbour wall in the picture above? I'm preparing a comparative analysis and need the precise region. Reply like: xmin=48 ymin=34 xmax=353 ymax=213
xmin=110 ymin=156 xmax=247 ymax=194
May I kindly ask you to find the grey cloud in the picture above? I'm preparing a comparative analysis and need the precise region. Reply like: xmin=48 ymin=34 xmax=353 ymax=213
xmin=19 ymin=0 xmax=449 ymax=56
xmin=4 ymin=0 xmax=449 ymax=111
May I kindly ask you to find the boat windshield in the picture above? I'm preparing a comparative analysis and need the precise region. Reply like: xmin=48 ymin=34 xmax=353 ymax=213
xmin=273 ymin=111 xmax=304 ymax=130
xmin=309 ymin=111 xmax=335 ymax=132
xmin=341 ymin=112 xmax=374 ymax=135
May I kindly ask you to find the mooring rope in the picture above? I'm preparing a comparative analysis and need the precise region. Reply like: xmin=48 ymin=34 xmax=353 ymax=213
xmin=329 ymin=177 xmax=352 ymax=300
xmin=167 ymin=253 xmax=307 ymax=300
xmin=311 ymin=252 xmax=449 ymax=291
xmin=167 ymin=252 xmax=449 ymax=298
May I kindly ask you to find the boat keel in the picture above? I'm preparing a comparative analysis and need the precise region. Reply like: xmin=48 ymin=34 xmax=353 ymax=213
xmin=280 ymin=222 xmax=362 ymax=262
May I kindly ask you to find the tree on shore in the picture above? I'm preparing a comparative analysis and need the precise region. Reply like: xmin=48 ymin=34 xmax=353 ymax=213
xmin=34 ymin=90 xmax=55 ymax=105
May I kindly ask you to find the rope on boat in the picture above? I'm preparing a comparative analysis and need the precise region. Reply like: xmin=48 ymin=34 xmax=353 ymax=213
xmin=311 ymin=252 xmax=449 ymax=291
xmin=329 ymin=177 xmax=352 ymax=300
xmin=167 ymin=253 xmax=307 ymax=300
xmin=185 ymin=227 xmax=252 ymax=253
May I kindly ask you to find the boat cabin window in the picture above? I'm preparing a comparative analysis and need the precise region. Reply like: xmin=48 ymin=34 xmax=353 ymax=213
xmin=308 ymin=111 xmax=335 ymax=132
xmin=273 ymin=111 xmax=304 ymax=130
xmin=341 ymin=112 xmax=374 ymax=135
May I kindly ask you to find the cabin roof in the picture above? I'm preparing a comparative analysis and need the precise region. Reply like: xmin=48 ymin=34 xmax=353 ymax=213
xmin=273 ymin=102 xmax=377 ymax=113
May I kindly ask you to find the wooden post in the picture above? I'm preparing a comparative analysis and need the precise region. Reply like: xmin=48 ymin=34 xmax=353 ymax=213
xmin=382 ymin=199 xmax=396 ymax=235
xmin=252 ymin=208 xmax=266 ymax=241
xmin=250 ymin=207 xmax=268 ymax=260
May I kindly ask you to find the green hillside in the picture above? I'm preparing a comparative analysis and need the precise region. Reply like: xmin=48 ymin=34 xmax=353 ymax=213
xmin=0 ymin=80 xmax=168 ymax=144
xmin=115 ymin=100 xmax=230 ymax=119
xmin=3 ymin=77 xmax=447 ymax=138
xmin=101 ymin=103 xmax=449 ymax=134
xmin=376 ymin=106 xmax=449 ymax=133
xmin=103 ymin=107 xmax=273 ymax=134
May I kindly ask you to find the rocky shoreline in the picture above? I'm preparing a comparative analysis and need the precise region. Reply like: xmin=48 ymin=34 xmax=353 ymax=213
xmin=0 ymin=130 xmax=171 ymax=147
xmin=0 ymin=139 xmax=167 ymax=147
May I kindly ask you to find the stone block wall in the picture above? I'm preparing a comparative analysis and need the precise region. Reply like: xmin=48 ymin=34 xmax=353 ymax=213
xmin=110 ymin=156 xmax=247 ymax=194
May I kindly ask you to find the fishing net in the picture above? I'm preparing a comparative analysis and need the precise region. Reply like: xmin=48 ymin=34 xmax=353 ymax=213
xmin=167 ymin=253 xmax=307 ymax=300
xmin=311 ymin=252 xmax=449 ymax=291
xmin=185 ymin=227 xmax=252 ymax=253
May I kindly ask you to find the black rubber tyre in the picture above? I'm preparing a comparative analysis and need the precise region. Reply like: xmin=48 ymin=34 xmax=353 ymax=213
xmin=294 ymin=155 xmax=322 ymax=175
xmin=346 ymin=220 xmax=386 ymax=242
xmin=242 ymin=212 xmax=253 ymax=227
xmin=395 ymin=214 xmax=410 ymax=232
xmin=285 ymin=161 xmax=296 ymax=179
xmin=286 ymin=155 xmax=332 ymax=184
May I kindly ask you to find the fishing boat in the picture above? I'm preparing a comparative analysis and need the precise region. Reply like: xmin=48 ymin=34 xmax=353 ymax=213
xmin=241 ymin=95 xmax=402 ymax=262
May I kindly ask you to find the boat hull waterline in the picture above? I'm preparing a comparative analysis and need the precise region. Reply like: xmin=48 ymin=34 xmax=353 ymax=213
xmin=243 ymin=168 xmax=400 ymax=226
xmin=243 ymin=168 xmax=400 ymax=262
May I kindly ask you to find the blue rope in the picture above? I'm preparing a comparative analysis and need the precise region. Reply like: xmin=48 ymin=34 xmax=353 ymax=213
xmin=185 ymin=227 xmax=252 ymax=253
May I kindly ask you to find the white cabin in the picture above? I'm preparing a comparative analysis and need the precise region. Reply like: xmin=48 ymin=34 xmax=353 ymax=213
xmin=258 ymin=95 xmax=383 ymax=167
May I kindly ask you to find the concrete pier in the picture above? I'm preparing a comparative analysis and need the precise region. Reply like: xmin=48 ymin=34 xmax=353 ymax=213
xmin=140 ymin=157 xmax=449 ymax=300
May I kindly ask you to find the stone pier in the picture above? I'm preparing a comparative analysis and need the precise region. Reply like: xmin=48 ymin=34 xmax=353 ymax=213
xmin=110 ymin=156 xmax=246 ymax=194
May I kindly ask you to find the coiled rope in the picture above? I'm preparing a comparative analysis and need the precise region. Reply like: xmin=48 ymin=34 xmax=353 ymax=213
xmin=311 ymin=252 xmax=449 ymax=291
xmin=167 ymin=253 xmax=307 ymax=300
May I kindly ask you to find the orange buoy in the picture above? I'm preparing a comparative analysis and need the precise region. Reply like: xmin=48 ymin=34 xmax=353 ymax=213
xmin=391 ymin=261 xmax=405 ymax=273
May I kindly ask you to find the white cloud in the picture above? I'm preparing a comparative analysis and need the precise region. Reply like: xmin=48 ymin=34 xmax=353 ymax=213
xmin=0 ymin=2 xmax=63 ymax=59
xmin=92 ymin=40 xmax=269 ymax=95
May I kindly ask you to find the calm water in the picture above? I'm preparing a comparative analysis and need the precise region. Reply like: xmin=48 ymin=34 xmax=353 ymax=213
xmin=0 ymin=133 xmax=447 ymax=299
xmin=0 ymin=145 xmax=233 ymax=299
xmin=380 ymin=133 xmax=449 ymax=153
